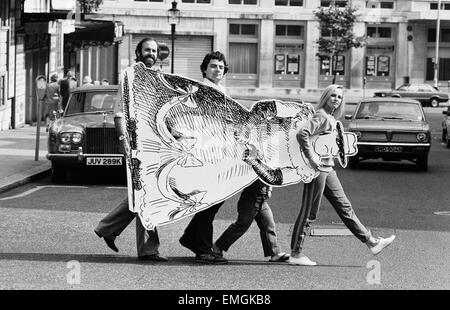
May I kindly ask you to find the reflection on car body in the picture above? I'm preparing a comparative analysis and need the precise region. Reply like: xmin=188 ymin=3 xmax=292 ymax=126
xmin=46 ymin=85 xmax=124 ymax=182
xmin=346 ymin=98 xmax=431 ymax=171
xmin=373 ymin=83 xmax=449 ymax=107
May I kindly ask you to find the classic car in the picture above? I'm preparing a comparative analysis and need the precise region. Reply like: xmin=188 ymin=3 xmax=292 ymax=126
xmin=442 ymin=106 xmax=450 ymax=148
xmin=345 ymin=97 xmax=431 ymax=171
xmin=46 ymin=85 xmax=124 ymax=181
xmin=373 ymin=83 xmax=449 ymax=107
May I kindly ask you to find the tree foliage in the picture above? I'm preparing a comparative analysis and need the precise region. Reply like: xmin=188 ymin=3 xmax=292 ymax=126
xmin=78 ymin=0 xmax=103 ymax=13
xmin=314 ymin=3 xmax=365 ymax=83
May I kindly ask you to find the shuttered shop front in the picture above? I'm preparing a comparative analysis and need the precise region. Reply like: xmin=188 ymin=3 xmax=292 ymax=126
xmin=132 ymin=35 xmax=213 ymax=81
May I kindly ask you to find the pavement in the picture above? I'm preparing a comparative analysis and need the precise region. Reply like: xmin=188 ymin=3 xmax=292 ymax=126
xmin=0 ymin=124 xmax=50 ymax=195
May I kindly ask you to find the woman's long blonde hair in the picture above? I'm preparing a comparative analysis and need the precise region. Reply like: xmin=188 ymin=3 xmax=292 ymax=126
xmin=316 ymin=84 xmax=346 ymax=120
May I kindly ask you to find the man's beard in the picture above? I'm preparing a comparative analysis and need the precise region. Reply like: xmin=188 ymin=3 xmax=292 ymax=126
xmin=141 ymin=54 xmax=156 ymax=68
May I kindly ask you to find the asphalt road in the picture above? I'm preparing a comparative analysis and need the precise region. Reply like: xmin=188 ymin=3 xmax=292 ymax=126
xmin=0 ymin=107 xmax=449 ymax=290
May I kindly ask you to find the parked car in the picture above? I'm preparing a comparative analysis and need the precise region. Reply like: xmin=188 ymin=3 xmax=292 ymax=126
xmin=345 ymin=97 xmax=431 ymax=171
xmin=373 ymin=83 xmax=449 ymax=107
xmin=46 ymin=85 xmax=124 ymax=181
xmin=442 ymin=106 xmax=450 ymax=148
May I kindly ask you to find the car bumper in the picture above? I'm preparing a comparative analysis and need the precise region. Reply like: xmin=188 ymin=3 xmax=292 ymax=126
xmin=356 ymin=142 xmax=430 ymax=159
xmin=47 ymin=152 xmax=125 ymax=167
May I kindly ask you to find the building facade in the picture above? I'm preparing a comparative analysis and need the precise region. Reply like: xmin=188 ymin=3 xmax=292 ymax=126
xmin=96 ymin=0 xmax=450 ymax=98
xmin=0 ymin=0 xmax=26 ymax=130
xmin=0 ymin=0 xmax=124 ymax=131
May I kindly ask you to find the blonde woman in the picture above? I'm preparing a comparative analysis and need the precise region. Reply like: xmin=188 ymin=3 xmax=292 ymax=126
xmin=289 ymin=84 xmax=395 ymax=266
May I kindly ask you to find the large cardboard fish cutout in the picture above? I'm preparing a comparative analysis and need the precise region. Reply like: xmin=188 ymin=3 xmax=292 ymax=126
xmin=122 ymin=62 xmax=357 ymax=230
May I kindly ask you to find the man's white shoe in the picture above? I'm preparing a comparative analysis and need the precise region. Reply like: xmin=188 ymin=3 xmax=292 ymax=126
xmin=289 ymin=255 xmax=317 ymax=266
xmin=368 ymin=235 xmax=396 ymax=255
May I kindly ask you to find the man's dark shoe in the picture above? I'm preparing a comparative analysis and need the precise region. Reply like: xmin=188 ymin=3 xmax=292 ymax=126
xmin=138 ymin=254 xmax=169 ymax=262
xmin=94 ymin=230 xmax=119 ymax=253
xmin=195 ymin=253 xmax=228 ymax=265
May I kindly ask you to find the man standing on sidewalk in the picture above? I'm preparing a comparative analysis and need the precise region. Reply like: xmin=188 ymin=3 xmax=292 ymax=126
xmin=94 ymin=38 xmax=168 ymax=262
xmin=44 ymin=74 xmax=60 ymax=125
xmin=59 ymin=71 xmax=75 ymax=111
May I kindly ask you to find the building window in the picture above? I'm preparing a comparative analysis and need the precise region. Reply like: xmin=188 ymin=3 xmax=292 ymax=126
xmin=0 ymin=75 xmax=4 ymax=106
xmin=320 ymin=55 xmax=345 ymax=76
xmin=0 ymin=0 xmax=9 ymax=27
xmin=182 ymin=0 xmax=211 ymax=3
xmin=426 ymin=58 xmax=450 ymax=80
xmin=229 ymin=43 xmax=257 ymax=73
xmin=274 ymin=46 xmax=301 ymax=75
xmin=367 ymin=27 xmax=392 ymax=38
xmin=430 ymin=2 xmax=450 ymax=10
xmin=320 ymin=0 xmax=348 ymax=7
xmin=229 ymin=23 xmax=258 ymax=74
xmin=229 ymin=23 xmax=257 ymax=36
xmin=428 ymin=28 xmax=450 ymax=42
xmin=275 ymin=0 xmax=303 ymax=6
xmin=366 ymin=1 xmax=394 ymax=9
xmin=229 ymin=0 xmax=258 ymax=4
xmin=276 ymin=25 xmax=302 ymax=37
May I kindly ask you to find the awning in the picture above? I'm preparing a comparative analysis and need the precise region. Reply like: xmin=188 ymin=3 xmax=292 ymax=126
xmin=65 ymin=20 xmax=124 ymax=47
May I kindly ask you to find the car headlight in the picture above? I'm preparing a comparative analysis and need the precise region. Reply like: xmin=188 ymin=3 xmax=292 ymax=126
xmin=72 ymin=133 xmax=82 ymax=144
xmin=60 ymin=133 xmax=72 ymax=144
xmin=416 ymin=132 xmax=428 ymax=142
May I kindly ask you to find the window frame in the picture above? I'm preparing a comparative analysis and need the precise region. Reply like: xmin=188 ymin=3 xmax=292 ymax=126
xmin=275 ymin=0 xmax=303 ymax=6
xmin=228 ymin=0 xmax=259 ymax=5
xmin=227 ymin=21 xmax=260 ymax=80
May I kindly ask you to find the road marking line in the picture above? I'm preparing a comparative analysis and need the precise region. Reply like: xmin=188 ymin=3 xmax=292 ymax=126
xmin=105 ymin=186 xmax=127 ymax=189
xmin=0 ymin=185 xmax=88 ymax=201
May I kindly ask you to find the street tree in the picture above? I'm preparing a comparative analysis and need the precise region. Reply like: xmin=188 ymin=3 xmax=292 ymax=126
xmin=314 ymin=3 xmax=365 ymax=84
xmin=78 ymin=0 xmax=103 ymax=13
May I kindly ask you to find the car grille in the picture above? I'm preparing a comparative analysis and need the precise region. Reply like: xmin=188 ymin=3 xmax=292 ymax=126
xmin=361 ymin=132 xmax=387 ymax=141
xmin=359 ymin=131 xmax=418 ymax=143
xmin=85 ymin=128 xmax=120 ymax=154
xmin=390 ymin=133 xmax=418 ymax=142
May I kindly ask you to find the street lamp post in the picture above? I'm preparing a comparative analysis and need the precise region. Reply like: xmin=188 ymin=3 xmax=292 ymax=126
xmin=167 ymin=1 xmax=181 ymax=74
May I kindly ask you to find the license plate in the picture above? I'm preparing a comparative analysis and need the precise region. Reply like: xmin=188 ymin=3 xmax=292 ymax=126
xmin=374 ymin=146 xmax=403 ymax=153
xmin=86 ymin=157 xmax=122 ymax=166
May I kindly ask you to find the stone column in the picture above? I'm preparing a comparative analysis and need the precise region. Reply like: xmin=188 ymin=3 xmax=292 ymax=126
xmin=304 ymin=20 xmax=319 ymax=89
xmin=259 ymin=19 xmax=274 ymax=88
xmin=350 ymin=21 xmax=366 ymax=89
xmin=213 ymin=18 xmax=228 ymax=87
xmin=396 ymin=22 xmax=409 ymax=87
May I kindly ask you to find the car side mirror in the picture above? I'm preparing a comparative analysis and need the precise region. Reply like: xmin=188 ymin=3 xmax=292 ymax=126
xmin=345 ymin=114 xmax=352 ymax=120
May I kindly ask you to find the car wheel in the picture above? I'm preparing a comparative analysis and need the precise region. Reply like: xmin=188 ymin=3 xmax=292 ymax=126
xmin=416 ymin=155 xmax=428 ymax=172
xmin=349 ymin=156 xmax=359 ymax=169
xmin=51 ymin=163 xmax=66 ymax=183
xmin=430 ymin=98 xmax=439 ymax=108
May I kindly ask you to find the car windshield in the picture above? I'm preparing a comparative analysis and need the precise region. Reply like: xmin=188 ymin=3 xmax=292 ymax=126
xmin=355 ymin=101 xmax=424 ymax=121
xmin=65 ymin=91 xmax=118 ymax=115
